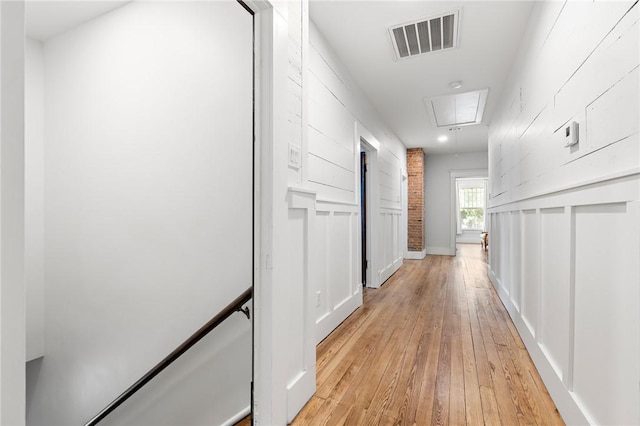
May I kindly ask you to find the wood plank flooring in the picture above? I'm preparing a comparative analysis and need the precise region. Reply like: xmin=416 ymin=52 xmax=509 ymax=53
xmin=289 ymin=244 xmax=564 ymax=426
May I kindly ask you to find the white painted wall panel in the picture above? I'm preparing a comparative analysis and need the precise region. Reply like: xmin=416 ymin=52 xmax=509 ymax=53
xmin=308 ymin=126 xmax=354 ymax=172
xmin=313 ymin=212 xmax=330 ymax=321
xmin=313 ymin=206 xmax=361 ymax=344
xmin=586 ymin=66 xmax=639 ymax=153
xmin=539 ymin=208 xmax=570 ymax=380
xmin=308 ymin=153 xmax=355 ymax=193
xmin=25 ymin=38 xmax=45 ymax=362
xmin=498 ymin=212 xmax=511 ymax=296
xmin=553 ymin=2 xmax=638 ymax=131
xmin=509 ymin=212 xmax=521 ymax=311
xmin=520 ymin=210 xmax=539 ymax=337
xmin=489 ymin=3 xmax=640 ymax=413
xmin=286 ymin=209 xmax=306 ymax=382
xmin=573 ymin=202 xmax=640 ymax=425
xmin=308 ymin=74 xmax=354 ymax=150
xmin=329 ymin=213 xmax=351 ymax=307
xmin=308 ymin=20 xmax=405 ymax=342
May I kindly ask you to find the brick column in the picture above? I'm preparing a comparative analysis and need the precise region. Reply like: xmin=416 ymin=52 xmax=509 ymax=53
xmin=407 ymin=148 xmax=425 ymax=252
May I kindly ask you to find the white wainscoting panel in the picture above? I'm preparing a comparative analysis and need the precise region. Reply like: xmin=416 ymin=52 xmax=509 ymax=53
xmin=521 ymin=210 xmax=539 ymax=338
xmin=313 ymin=200 xmax=362 ymax=344
xmin=539 ymin=207 xmax=570 ymax=381
xmin=285 ymin=188 xmax=318 ymax=421
xmin=378 ymin=208 xmax=403 ymax=285
xmin=488 ymin=175 xmax=640 ymax=425
xmin=572 ymin=201 xmax=640 ymax=425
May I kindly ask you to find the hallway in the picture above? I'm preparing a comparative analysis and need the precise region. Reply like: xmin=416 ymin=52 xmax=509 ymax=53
xmin=291 ymin=244 xmax=564 ymax=425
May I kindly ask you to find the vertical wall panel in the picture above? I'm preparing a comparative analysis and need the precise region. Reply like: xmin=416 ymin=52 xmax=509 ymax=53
xmin=573 ymin=202 xmax=640 ymax=425
xmin=521 ymin=210 xmax=539 ymax=337
xmin=286 ymin=209 xmax=306 ymax=383
xmin=490 ymin=213 xmax=500 ymax=278
xmin=510 ymin=211 xmax=522 ymax=310
xmin=540 ymin=208 xmax=570 ymax=379
xmin=329 ymin=213 xmax=351 ymax=307
xmin=487 ymin=2 xmax=639 ymax=423
xmin=499 ymin=212 xmax=511 ymax=294
xmin=313 ymin=212 xmax=329 ymax=321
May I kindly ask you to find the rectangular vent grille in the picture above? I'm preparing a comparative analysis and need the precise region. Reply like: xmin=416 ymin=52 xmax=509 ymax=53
xmin=389 ymin=10 xmax=459 ymax=60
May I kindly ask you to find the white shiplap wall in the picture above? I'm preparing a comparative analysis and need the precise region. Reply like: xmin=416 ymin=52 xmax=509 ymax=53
xmin=307 ymin=20 xmax=405 ymax=343
xmin=487 ymin=2 xmax=639 ymax=425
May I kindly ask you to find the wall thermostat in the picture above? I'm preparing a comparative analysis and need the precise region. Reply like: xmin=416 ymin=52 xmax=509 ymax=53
xmin=565 ymin=121 xmax=579 ymax=147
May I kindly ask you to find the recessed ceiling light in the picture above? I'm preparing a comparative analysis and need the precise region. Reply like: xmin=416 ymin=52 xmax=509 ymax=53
xmin=437 ymin=135 xmax=448 ymax=143
xmin=449 ymin=80 xmax=463 ymax=89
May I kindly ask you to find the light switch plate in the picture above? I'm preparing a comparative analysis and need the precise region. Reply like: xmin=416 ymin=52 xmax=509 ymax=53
xmin=288 ymin=144 xmax=301 ymax=169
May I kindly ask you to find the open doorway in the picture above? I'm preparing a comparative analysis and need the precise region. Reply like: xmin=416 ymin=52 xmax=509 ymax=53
xmin=449 ymin=169 xmax=488 ymax=256
xmin=359 ymin=138 xmax=375 ymax=288
xmin=360 ymin=150 xmax=368 ymax=286
xmin=455 ymin=178 xmax=488 ymax=244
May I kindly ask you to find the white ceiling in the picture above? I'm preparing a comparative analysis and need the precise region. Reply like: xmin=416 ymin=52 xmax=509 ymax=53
xmin=25 ymin=0 xmax=533 ymax=155
xmin=26 ymin=1 xmax=130 ymax=41
xmin=310 ymin=1 xmax=534 ymax=154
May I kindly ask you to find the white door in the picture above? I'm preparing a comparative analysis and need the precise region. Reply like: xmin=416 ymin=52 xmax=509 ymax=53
xmin=25 ymin=1 xmax=253 ymax=424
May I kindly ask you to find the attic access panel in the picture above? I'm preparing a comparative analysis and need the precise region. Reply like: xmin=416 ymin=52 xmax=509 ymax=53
xmin=424 ymin=89 xmax=489 ymax=128
xmin=389 ymin=10 xmax=460 ymax=60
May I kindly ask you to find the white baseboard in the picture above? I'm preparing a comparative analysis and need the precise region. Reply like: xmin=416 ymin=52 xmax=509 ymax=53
xmin=426 ymin=246 xmax=451 ymax=256
xmin=405 ymin=250 xmax=426 ymax=259
xmin=287 ymin=369 xmax=315 ymax=423
xmin=487 ymin=268 xmax=590 ymax=426
xmin=221 ymin=405 xmax=251 ymax=426
xmin=315 ymin=289 xmax=363 ymax=344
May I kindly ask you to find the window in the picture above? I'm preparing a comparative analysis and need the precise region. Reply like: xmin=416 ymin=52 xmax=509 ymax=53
xmin=458 ymin=182 xmax=485 ymax=231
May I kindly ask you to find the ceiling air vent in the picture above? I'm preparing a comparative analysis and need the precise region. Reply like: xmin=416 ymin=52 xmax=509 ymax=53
xmin=389 ymin=10 xmax=460 ymax=60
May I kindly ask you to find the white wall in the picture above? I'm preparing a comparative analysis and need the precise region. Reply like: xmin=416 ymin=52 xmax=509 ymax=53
xmin=487 ymin=1 xmax=639 ymax=425
xmin=424 ymin=152 xmax=487 ymax=255
xmin=308 ymin=20 xmax=406 ymax=343
xmin=26 ymin=2 xmax=252 ymax=424
xmin=25 ymin=38 xmax=45 ymax=362
xmin=0 ymin=1 xmax=26 ymax=424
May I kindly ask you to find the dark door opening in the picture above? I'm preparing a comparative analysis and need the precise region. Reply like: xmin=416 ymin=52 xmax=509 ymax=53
xmin=360 ymin=150 xmax=367 ymax=286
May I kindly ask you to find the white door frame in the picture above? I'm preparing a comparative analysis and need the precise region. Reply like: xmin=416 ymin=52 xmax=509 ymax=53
xmin=356 ymin=122 xmax=382 ymax=288
xmin=0 ymin=1 xmax=26 ymax=424
xmin=449 ymin=169 xmax=488 ymax=255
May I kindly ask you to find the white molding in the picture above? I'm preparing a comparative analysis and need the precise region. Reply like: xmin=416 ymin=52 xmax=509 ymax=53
xmin=221 ymin=406 xmax=251 ymax=426
xmin=286 ymin=369 xmax=314 ymax=423
xmin=315 ymin=200 xmax=358 ymax=214
xmin=286 ymin=186 xmax=317 ymax=422
xmin=405 ymin=250 xmax=426 ymax=260
xmin=357 ymin=122 xmax=381 ymax=289
xmin=488 ymin=268 xmax=590 ymax=426
xmin=488 ymin=172 xmax=640 ymax=214
xmin=426 ymin=246 xmax=451 ymax=256
xmin=488 ymin=169 xmax=640 ymax=211
xmin=252 ymin=3 xmax=276 ymax=424
xmin=1 ymin=1 xmax=26 ymax=424
xmin=315 ymin=289 xmax=362 ymax=344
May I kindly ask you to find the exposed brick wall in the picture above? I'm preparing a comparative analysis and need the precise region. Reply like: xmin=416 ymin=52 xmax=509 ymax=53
xmin=407 ymin=148 xmax=424 ymax=251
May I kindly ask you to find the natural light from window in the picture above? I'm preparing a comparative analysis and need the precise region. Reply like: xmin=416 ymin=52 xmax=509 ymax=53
xmin=456 ymin=179 xmax=487 ymax=232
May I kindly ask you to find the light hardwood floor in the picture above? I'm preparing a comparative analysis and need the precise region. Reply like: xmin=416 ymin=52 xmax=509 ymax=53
xmin=288 ymin=244 xmax=564 ymax=425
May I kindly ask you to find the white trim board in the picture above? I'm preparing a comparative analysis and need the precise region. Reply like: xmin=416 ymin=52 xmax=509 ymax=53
xmin=405 ymin=250 xmax=426 ymax=260
xmin=426 ymin=246 xmax=451 ymax=256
